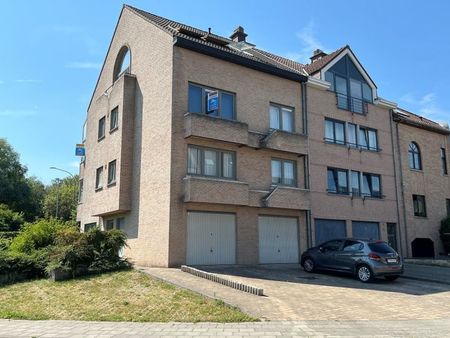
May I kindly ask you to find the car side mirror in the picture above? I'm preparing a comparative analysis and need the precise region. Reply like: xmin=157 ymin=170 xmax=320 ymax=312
xmin=319 ymin=246 xmax=324 ymax=253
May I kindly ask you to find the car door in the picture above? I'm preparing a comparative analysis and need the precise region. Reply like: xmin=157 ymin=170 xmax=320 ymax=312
xmin=335 ymin=240 xmax=364 ymax=272
xmin=317 ymin=239 xmax=344 ymax=270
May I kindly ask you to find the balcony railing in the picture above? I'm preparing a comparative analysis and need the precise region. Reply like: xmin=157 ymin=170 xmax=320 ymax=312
xmin=336 ymin=93 xmax=368 ymax=114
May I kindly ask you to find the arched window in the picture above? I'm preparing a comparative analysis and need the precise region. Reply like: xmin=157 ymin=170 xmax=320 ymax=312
xmin=113 ymin=46 xmax=131 ymax=82
xmin=408 ymin=142 xmax=422 ymax=170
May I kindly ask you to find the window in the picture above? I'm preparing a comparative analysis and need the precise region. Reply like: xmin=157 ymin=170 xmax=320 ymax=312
xmin=441 ymin=148 xmax=448 ymax=175
xmin=84 ymin=223 xmax=96 ymax=232
xmin=413 ymin=195 xmax=427 ymax=217
xmin=270 ymin=104 xmax=294 ymax=132
xmin=78 ymin=179 xmax=84 ymax=202
xmin=350 ymin=171 xmax=360 ymax=196
xmin=116 ymin=217 xmax=125 ymax=230
xmin=408 ymin=142 xmax=422 ymax=170
xmin=95 ymin=166 xmax=103 ymax=190
xmin=324 ymin=119 xmax=345 ymax=144
xmin=271 ymin=159 xmax=296 ymax=186
xmin=327 ymin=168 xmax=348 ymax=194
xmin=110 ymin=107 xmax=119 ymax=131
xmin=343 ymin=240 xmax=363 ymax=251
xmin=187 ymin=146 xmax=235 ymax=179
xmin=105 ymin=219 xmax=114 ymax=231
xmin=82 ymin=120 xmax=87 ymax=143
xmin=108 ymin=160 xmax=116 ymax=185
xmin=113 ymin=46 xmax=131 ymax=82
xmin=359 ymin=127 xmax=378 ymax=151
xmin=347 ymin=123 xmax=357 ymax=147
xmin=188 ymin=83 xmax=235 ymax=120
xmin=321 ymin=239 xmax=343 ymax=252
xmin=447 ymin=199 xmax=450 ymax=217
xmin=98 ymin=116 xmax=106 ymax=140
xmin=362 ymin=173 xmax=381 ymax=198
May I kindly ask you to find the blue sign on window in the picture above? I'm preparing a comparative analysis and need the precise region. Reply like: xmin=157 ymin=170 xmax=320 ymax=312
xmin=207 ymin=90 xmax=219 ymax=112
xmin=75 ymin=144 xmax=85 ymax=156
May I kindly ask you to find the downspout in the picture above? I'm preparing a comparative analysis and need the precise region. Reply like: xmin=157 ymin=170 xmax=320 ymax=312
xmin=301 ymin=81 xmax=312 ymax=248
xmin=389 ymin=111 xmax=404 ymax=256
xmin=393 ymin=115 xmax=410 ymax=257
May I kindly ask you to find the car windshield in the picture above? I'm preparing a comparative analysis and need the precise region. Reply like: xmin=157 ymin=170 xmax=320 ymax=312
xmin=368 ymin=242 xmax=395 ymax=254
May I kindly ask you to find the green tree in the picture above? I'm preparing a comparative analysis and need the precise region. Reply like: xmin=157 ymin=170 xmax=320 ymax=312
xmin=43 ymin=176 xmax=79 ymax=221
xmin=0 ymin=204 xmax=24 ymax=231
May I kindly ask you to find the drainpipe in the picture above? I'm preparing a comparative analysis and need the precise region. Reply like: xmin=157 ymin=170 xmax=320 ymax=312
xmin=392 ymin=115 xmax=410 ymax=257
xmin=301 ymin=81 xmax=312 ymax=247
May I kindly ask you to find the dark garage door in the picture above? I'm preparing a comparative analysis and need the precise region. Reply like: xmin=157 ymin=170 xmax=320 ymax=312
xmin=352 ymin=221 xmax=380 ymax=240
xmin=315 ymin=219 xmax=346 ymax=246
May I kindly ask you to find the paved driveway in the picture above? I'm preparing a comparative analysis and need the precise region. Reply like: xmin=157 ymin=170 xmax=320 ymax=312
xmin=143 ymin=264 xmax=450 ymax=321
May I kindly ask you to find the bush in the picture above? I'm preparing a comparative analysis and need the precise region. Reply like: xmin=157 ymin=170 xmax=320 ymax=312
xmin=0 ymin=232 xmax=18 ymax=251
xmin=9 ymin=218 xmax=74 ymax=254
xmin=440 ymin=217 xmax=450 ymax=254
xmin=0 ymin=249 xmax=49 ymax=278
xmin=0 ymin=204 xmax=24 ymax=231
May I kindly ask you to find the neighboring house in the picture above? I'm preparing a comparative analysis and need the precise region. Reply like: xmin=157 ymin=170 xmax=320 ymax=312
xmin=392 ymin=110 xmax=450 ymax=257
xmin=76 ymin=5 xmax=449 ymax=266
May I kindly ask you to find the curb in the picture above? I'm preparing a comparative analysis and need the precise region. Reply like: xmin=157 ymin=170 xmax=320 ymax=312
xmin=400 ymin=275 xmax=450 ymax=285
xmin=181 ymin=265 xmax=264 ymax=296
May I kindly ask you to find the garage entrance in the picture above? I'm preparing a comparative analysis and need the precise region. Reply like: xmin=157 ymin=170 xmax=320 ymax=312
xmin=186 ymin=212 xmax=236 ymax=265
xmin=352 ymin=221 xmax=380 ymax=240
xmin=258 ymin=216 xmax=299 ymax=263
xmin=314 ymin=219 xmax=346 ymax=246
xmin=411 ymin=238 xmax=435 ymax=258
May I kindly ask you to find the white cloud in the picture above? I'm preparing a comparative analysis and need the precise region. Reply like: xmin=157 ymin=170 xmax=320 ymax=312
xmin=65 ymin=62 xmax=101 ymax=69
xmin=15 ymin=79 xmax=42 ymax=83
xmin=285 ymin=20 xmax=324 ymax=64
xmin=399 ymin=92 xmax=449 ymax=121
xmin=0 ymin=109 xmax=38 ymax=117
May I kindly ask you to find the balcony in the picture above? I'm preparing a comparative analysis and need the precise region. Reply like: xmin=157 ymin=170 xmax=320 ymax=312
xmin=184 ymin=112 xmax=248 ymax=145
xmin=336 ymin=93 xmax=368 ymax=114
xmin=257 ymin=129 xmax=308 ymax=155
xmin=248 ymin=186 xmax=310 ymax=210
xmin=183 ymin=176 xmax=249 ymax=206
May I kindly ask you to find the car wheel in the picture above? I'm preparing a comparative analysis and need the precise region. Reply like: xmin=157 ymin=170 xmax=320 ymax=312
xmin=385 ymin=275 xmax=399 ymax=281
xmin=356 ymin=265 xmax=373 ymax=283
xmin=303 ymin=257 xmax=315 ymax=273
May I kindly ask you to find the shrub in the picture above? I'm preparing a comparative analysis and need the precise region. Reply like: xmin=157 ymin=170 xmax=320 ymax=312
xmin=0 ymin=249 xmax=50 ymax=278
xmin=9 ymin=218 xmax=74 ymax=254
xmin=0 ymin=204 xmax=24 ymax=231
xmin=440 ymin=217 xmax=450 ymax=254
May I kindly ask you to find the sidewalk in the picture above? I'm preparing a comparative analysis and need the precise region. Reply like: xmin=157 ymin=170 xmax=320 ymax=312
xmin=403 ymin=263 xmax=450 ymax=284
xmin=0 ymin=319 xmax=450 ymax=337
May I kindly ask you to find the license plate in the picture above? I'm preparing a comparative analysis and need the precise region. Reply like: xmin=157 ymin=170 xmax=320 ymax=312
xmin=387 ymin=258 xmax=397 ymax=263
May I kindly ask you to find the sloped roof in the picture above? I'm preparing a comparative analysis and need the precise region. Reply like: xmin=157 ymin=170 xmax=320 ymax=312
xmin=125 ymin=5 xmax=308 ymax=78
xmin=393 ymin=108 xmax=450 ymax=135
xmin=303 ymin=46 xmax=347 ymax=75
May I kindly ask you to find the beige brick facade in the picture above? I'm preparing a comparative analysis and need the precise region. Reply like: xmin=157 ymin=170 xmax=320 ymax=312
xmin=77 ymin=6 xmax=450 ymax=267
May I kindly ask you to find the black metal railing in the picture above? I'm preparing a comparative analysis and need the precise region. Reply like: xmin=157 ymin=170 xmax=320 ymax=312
xmin=336 ymin=93 xmax=368 ymax=114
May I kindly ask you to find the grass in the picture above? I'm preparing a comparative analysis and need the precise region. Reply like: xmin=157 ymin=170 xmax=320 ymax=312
xmin=0 ymin=269 xmax=256 ymax=322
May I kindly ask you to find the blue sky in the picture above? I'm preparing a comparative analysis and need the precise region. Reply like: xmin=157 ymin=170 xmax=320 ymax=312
xmin=1 ymin=0 xmax=450 ymax=184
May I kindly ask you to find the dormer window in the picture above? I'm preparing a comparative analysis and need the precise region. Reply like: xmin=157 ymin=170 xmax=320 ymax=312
xmin=324 ymin=55 xmax=373 ymax=114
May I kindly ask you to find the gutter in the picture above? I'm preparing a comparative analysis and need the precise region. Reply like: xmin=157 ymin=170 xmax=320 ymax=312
xmin=173 ymin=36 xmax=308 ymax=83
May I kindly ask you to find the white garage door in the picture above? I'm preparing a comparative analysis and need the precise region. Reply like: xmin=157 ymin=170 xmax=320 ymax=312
xmin=187 ymin=212 xmax=236 ymax=265
xmin=258 ymin=216 xmax=299 ymax=264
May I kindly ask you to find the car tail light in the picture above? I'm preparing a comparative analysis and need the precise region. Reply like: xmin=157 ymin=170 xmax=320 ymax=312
xmin=368 ymin=252 xmax=381 ymax=261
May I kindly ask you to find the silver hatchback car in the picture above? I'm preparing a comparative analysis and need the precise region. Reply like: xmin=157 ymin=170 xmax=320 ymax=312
xmin=300 ymin=238 xmax=403 ymax=282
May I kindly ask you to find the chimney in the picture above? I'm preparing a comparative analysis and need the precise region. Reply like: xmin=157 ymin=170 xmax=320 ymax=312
xmin=310 ymin=49 xmax=327 ymax=63
xmin=230 ymin=26 xmax=247 ymax=42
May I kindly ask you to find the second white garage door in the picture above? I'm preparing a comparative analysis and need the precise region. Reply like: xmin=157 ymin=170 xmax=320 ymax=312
xmin=258 ymin=216 xmax=299 ymax=264
xmin=186 ymin=212 xmax=236 ymax=265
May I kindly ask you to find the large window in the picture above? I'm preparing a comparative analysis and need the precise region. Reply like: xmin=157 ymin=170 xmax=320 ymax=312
xmin=413 ymin=195 xmax=427 ymax=217
xmin=324 ymin=54 xmax=372 ymax=114
xmin=270 ymin=104 xmax=294 ymax=132
xmin=95 ymin=166 xmax=103 ymax=190
xmin=327 ymin=168 xmax=348 ymax=194
xmin=324 ymin=119 xmax=345 ymax=145
xmin=110 ymin=107 xmax=119 ymax=131
xmin=113 ymin=46 xmax=131 ymax=82
xmin=324 ymin=119 xmax=378 ymax=151
xmin=187 ymin=146 xmax=235 ymax=179
xmin=271 ymin=159 xmax=296 ymax=186
xmin=361 ymin=173 xmax=381 ymax=198
xmin=188 ymin=83 xmax=235 ymax=120
xmin=107 ymin=160 xmax=116 ymax=185
xmin=350 ymin=171 xmax=360 ymax=196
xmin=408 ymin=142 xmax=422 ymax=170
xmin=98 ymin=116 xmax=106 ymax=141
xmin=441 ymin=148 xmax=448 ymax=175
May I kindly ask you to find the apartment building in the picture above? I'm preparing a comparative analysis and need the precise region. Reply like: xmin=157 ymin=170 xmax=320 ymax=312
xmin=392 ymin=110 xmax=450 ymax=257
xmin=77 ymin=5 xmax=449 ymax=266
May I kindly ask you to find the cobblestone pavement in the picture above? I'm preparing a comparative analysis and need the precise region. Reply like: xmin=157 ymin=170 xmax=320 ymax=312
xmin=141 ymin=265 xmax=450 ymax=321
xmin=0 ymin=319 xmax=450 ymax=337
